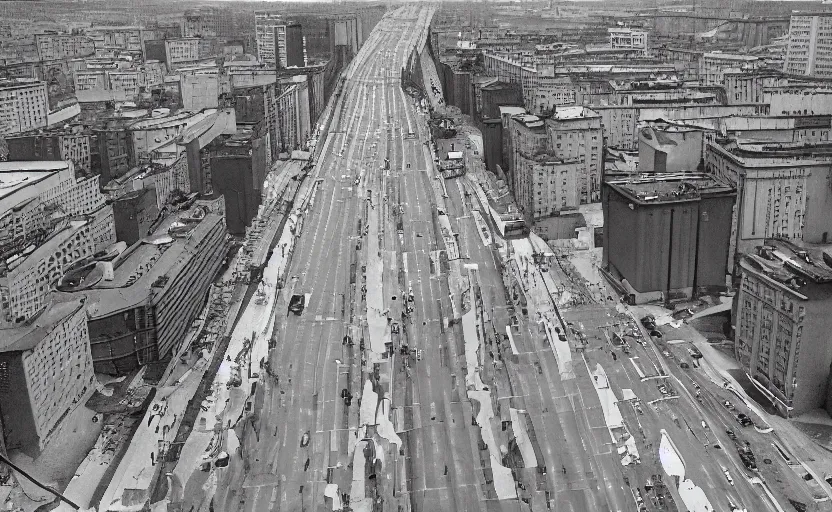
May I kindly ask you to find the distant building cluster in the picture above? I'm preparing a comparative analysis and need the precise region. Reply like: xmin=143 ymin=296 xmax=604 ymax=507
xmin=0 ymin=2 xmax=386 ymax=457
xmin=430 ymin=3 xmax=832 ymax=418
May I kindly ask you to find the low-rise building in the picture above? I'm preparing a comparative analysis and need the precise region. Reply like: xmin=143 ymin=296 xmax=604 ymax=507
xmin=734 ymin=240 xmax=832 ymax=416
xmin=699 ymin=52 xmax=763 ymax=86
xmin=602 ymin=173 xmax=735 ymax=303
xmin=0 ymin=299 xmax=95 ymax=457
xmin=608 ymin=27 xmax=648 ymax=55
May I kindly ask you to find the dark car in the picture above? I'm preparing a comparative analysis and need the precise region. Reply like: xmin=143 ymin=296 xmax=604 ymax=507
xmin=736 ymin=414 xmax=753 ymax=427
xmin=288 ymin=294 xmax=306 ymax=315
xmin=725 ymin=429 xmax=738 ymax=440
xmin=640 ymin=315 xmax=656 ymax=330
xmin=679 ymin=362 xmax=690 ymax=369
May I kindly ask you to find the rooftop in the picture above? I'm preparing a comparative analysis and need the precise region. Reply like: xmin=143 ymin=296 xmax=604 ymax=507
xmin=740 ymin=239 xmax=832 ymax=301
xmin=0 ymin=161 xmax=70 ymax=202
xmin=606 ymin=172 xmax=735 ymax=205
xmin=54 ymin=208 xmax=224 ymax=318
xmin=0 ymin=299 xmax=85 ymax=353
xmin=552 ymin=106 xmax=600 ymax=120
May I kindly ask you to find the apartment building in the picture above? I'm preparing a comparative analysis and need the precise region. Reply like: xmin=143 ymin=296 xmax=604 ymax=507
xmin=0 ymin=299 xmax=95 ymax=457
xmin=55 ymin=207 xmax=228 ymax=375
xmin=6 ymin=132 xmax=92 ymax=176
xmin=724 ymin=71 xmax=789 ymax=105
xmin=545 ymin=106 xmax=603 ymax=204
xmin=784 ymin=13 xmax=832 ymax=77
xmin=84 ymin=26 xmax=143 ymax=55
xmin=734 ymin=241 xmax=832 ymax=417
xmin=704 ymin=140 xmax=832 ymax=268
xmin=255 ymin=12 xmax=287 ymax=68
xmin=509 ymin=114 xmax=581 ymax=221
xmin=165 ymin=38 xmax=201 ymax=70
xmin=699 ymin=52 xmax=762 ymax=86
xmin=0 ymin=79 xmax=48 ymax=135
xmin=34 ymin=34 xmax=94 ymax=61
xmin=527 ymin=76 xmax=576 ymax=116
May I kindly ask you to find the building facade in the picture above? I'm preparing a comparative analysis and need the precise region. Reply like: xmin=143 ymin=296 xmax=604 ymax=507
xmin=603 ymin=174 xmax=736 ymax=303
xmin=734 ymin=242 xmax=832 ymax=417
xmin=0 ymin=79 xmax=48 ymax=135
xmin=0 ymin=299 xmax=95 ymax=457
xmin=608 ymin=28 xmax=648 ymax=55
xmin=545 ymin=106 xmax=603 ymax=204
xmin=784 ymin=13 xmax=832 ymax=77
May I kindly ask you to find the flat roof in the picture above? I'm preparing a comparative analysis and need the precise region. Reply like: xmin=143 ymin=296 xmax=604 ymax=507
xmin=55 ymin=210 xmax=224 ymax=318
xmin=606 ymin=172 xmax=735 ymax=204
xmin=0 ymin=161 xmax=69 ymax=201
xmin=553 ymin=106 xmax=599 ymax=120
xmin=499 ymin=106 xmax=526 ymax=116
xmin=740 ymin=240 xmax=832 ymax=301
xmin=0 ymin=299 xmax=85 ymax=353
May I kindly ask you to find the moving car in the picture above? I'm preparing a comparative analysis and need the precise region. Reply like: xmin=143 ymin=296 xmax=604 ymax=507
xmin=301 ymin=431 xmax=310 ymax=448
xmin=288 ymin=294 xmax=306 ymax=315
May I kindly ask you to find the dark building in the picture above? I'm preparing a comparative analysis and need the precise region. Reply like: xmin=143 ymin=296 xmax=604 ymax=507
xmin=143 ymin=39 xmax=167 ymax=64
xmin=480 ymin=81 xmax=523 ymax=120
xmin=285 ymin=23 xmax=305 ymax=68
xmin=5 ymin=135 xmax=61 ymax=162
xmin=112 ymin=188 xmax=160 ymax=246
xmin=602 ymin=173 xmax=735 ymax=303
xmin=96 ymin=128 xmax=132 ymax=184
xmin=211 ymin=128 xmax=268 ymax=235
xmin=482 ymin=118 xmax=503 ymax=172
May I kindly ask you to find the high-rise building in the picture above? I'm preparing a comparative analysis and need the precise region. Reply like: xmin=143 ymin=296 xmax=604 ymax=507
xmin=255 ymin=12 xmax=286 ymax=68
xmin=0 ymin=79 xmax=49 ymax=136
xmin=545 ymin=106 xmax=603 ymax=204
xmin=0 ymin=299 xmax=95 ymax=457
xmin=784 ymin=13 xmax=832 ymax=77
xmin=734 ymin=240 xmax=832 ymax=417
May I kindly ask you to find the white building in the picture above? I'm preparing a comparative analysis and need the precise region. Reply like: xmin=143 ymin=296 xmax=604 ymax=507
xmin=699 ymin=52 xmax=762 ymax=86
xmin=255 ymin=11 xmax=287 ymax=68
xmin=784 ymin=13 xmax=832 ymax=77
xmin=0 ymin=79 xmax=49 ymax=135
xmin=0 ymin=299 xmax=95 ymax=456
xmin=608 ymin=28 xmax=649 ymax=55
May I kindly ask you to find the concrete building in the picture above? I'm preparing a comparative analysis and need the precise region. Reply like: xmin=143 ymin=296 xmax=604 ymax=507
xmin=164 ymin=38 xmax=201 ymax=71
xmin=608 ymin=27 xmax=648 ymax=55
xmin=705 ymin=140 xmax=832 ymax=269
xmin=84 ymin=26 xmax=143 ymax=56
xmin=55 ymin=206 xmax=228 ymax=375
xmin=0 ymin=79 xmax=48 ymax=135
xmin=784 ymin=13 xmax=832 ymax=77
xmin=545 ymin=106 xmax=603 ymax=204
xmin=210 ymin=127 xmax=268 ymax=235
xmin=184 ymin=7 xmax=237 ymax=38
xmin=5 ymin=131 xmax=92 ymax=176
xmin=594 ymin=104 xmax=770 ymax=150
xmin=724 ymin=71 xmax=788 ymax=105
xmin=734 ymin=240 xmax=832 ymax=417
xmin=34 ymin=34 xmax=94 ymax=61
xmin=509 ymin=114 xmax=580 ymax=222
xmin=0 ymin=299 xmax=95 ymax=457
xmin=603 ymin=173 xmax=736 ymax=303
xmin=112 ymin=188 xmax=159 ymax=246
xmin=639 ymin=124 xmax=704 ymax=174
xmin=764 ymin=85 xmax=832 ymax=116
xmin=527 ymin=76 xmax=576 ymax=116
xmin=180 ymin=69 xmax=220 ymax=111
xmin=255 ymin=12 xmax=297 ymax=68
xmin=265 ymin=76 xmax=310 ymax=156
xmin=699 ymin=53 xmax=763 ymax=86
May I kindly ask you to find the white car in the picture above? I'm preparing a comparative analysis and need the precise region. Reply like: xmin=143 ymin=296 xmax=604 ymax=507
xmin=721 ymin=466 xmax=734 ymax=485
